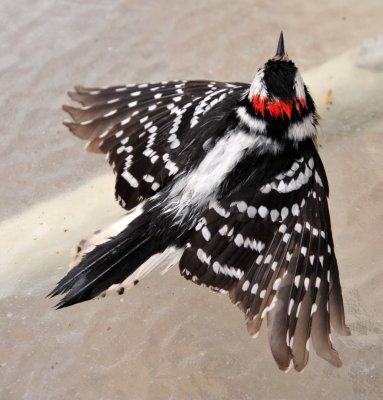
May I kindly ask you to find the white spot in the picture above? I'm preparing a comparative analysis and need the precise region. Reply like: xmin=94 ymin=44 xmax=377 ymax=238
xmin=315 ymin=277 xmax=321 ymax=288
xmin=277 ymin=180 xmax=287 ymax=192
xmin=211 ymin=203 xmax=231 ymax=218
xmin=218 ymin=225 xmax=228 ymax=236
xmin=170 ymin=138 xmax=180 ymax=149
xmin=151 ymin=182 xmax=160 ymax=191
xmin=195 ymin=217 xmax=207 ymax=231
xmin=273 ymin=278 xmax=282 ymax=291
xmin=315 ymin=171 xmax=323 ymax=187
xmin=261 ymin=184 xmax=271 ymax=194
xmin=283 ymin=233 xmax=291 ymax=243
xmin=99 ymin=130 xmax=109 ymax=139
xmin=294 ymin=223 xmax=302 ymax=233
xmin=281 ymin=207 xmax=289 ymax=220
xmin=309 ymin=255 xmax=315 ymax=265
xmin=251 ymin=283 xmax=258 ymax=294
xmin=236 ymin=201 xmax=247 ymax=213
xmin=212 ymin=261 xmax=220 ymax=274
xmin=140 ymin=116 xmax=148 ymax=123
xmin=292 ymin=203 xmax=300 ymax=216
xmin=234 ymin=234 xmax=244 ymax=247
xmin=291 ymin=161 xmax=299 ymax=171
xmin=247 ymin=206 xmax=257 ymax=218
xmin=107 ymin=98 xmax=120 ymax=104
xmin=128 ymin=101 xmax=138 ymax=107
xmin=148 ymin=104 xmax=157 ymax=111
xmin=279 ymin=224 xmax=287 ymax=233
xmin=271 ymin=261 xmax=278 ymax=271
xmin=148 ymin=125 xmax=157 ymax=133
xmin=115 ymin=130 xmax=124 ymax=138
xmin=197 ymin=248 xmax=211 ymax=265
xmin=286 ymin=252 xmax=292 ymax=261
xmin=258 ymin=206 xmax=268 ymax=218
xmin=256 ymin=255 xmax=263 ymax=264
xmin=121 ymin=117 xmax=131 ymax=125
xmin=270 ymin=209 xmax=279 ymax=222
xmin=172 ymin=96 xmax=182 ymax=102
xmin=131 ymin=91 xmax=141 ymax=96
xmin=294 ymin=275 xmax=301 ymax=287
xmin=319 ymin=256 xmax=324 ymax=266
xmin=150 ymin=155 xmax=159 ymax=164
xmin=301 ymin=246 xmax=307 ymax=256
xmin=308 ymin=158 xmax=314 ymax=169
xmin=251 ymin=332 xmax=259 ymax=339
xmin=154 ymin=93 xmax=162 ymax=99
xmin=80 ymin=119 xmax=93 ymax=125
xmin=304 ymin=277 xmax=310 ymax=291
xmin=116 ymin=146 xmax=124 ymax=154
xmin=242 ymin=280 xmax=250 ymax=291
xmin=296 ymin=302 xmax=302 ymax=317
xmin=264 ymin=254 xmax=272 ymax=264
xmin=288 ymin=299 xmax=294 ymax=315
xmin=327 ymin=270 xmax=331 ymax=282
xmin=121 ymin=171 xmax=138 ymax=188
xmin=260 ymin=289 xmax=266 ymax=299
xmin=201 ymin=226 xmax=211 ymax=241
xmin=143 ymin=174 xmax=154 ymax=183
xmin=311 ymin=304 xmax=317 ymax=315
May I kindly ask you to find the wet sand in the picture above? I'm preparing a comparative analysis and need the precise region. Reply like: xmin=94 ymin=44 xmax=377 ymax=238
xmin=1 ymin=1 xmax=383 ymax=399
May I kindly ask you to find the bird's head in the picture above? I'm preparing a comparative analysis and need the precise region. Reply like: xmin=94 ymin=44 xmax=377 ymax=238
xmin=247 ymin=32 xmax=318 ymax=143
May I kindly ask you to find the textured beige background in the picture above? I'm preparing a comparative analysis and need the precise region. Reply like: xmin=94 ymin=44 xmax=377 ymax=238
xmin=1 ymin=1 xmax=383 ymax=399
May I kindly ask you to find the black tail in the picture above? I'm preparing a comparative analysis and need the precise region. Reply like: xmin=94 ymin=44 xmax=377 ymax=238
xmin=49 ymin=218 xmax=163 ymax=309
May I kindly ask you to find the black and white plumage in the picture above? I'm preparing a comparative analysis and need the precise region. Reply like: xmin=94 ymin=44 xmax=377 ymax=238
xmin=50 ymin=33 xmax=350 ymax=372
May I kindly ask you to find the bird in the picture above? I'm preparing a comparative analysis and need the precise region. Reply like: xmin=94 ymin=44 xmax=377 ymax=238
xmin=50 ymin=32 xmax=350 ymax=372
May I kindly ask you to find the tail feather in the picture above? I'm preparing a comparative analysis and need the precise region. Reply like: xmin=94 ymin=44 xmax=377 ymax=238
xmin=49 ymin=227 xmax=154 ymax=308
xmin=68 ymin=213 xmax=135 ymax=271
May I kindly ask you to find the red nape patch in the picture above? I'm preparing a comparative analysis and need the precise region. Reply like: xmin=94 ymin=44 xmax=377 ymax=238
xmin=294 ymin=97 xmax=308 ymax=115
xmin=253 ymin=94 xmax=267 ymax=117
xmin=253 ymin=95 xmax=308 ymax=119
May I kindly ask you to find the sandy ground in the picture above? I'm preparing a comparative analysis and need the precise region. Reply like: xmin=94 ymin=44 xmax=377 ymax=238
xmin=1 ymin=1 xmax=383 ymax=399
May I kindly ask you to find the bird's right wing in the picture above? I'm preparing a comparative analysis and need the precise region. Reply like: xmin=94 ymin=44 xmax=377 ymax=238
xmin=179 ymin=151 xmax=350 ymax=372
xmin=63 ymin=80 xmax=249 ymax=211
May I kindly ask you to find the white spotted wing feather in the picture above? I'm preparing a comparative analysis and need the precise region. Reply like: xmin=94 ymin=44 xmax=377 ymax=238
xmin=179 ymin=153 xmax=350 ymax=372
xmin=63 ymin=80 xmax=248 ymax=210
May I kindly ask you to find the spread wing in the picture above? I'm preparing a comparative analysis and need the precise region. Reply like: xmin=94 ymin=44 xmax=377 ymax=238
xmin=63 ymin=80 xmax=249 ymax=210
xmin=179 ymin=150 xmax=350 ymax=372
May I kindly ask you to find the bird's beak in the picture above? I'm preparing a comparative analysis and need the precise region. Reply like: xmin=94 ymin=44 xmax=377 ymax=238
xmin=275 ymin=32 xmax=285 ymax=58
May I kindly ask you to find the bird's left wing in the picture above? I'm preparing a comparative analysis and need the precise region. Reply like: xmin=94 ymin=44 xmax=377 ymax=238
xmin=63 ymin=80 xmax=248 ymax=210
xmin=179 ymin=151 xmax=350 ymax=372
